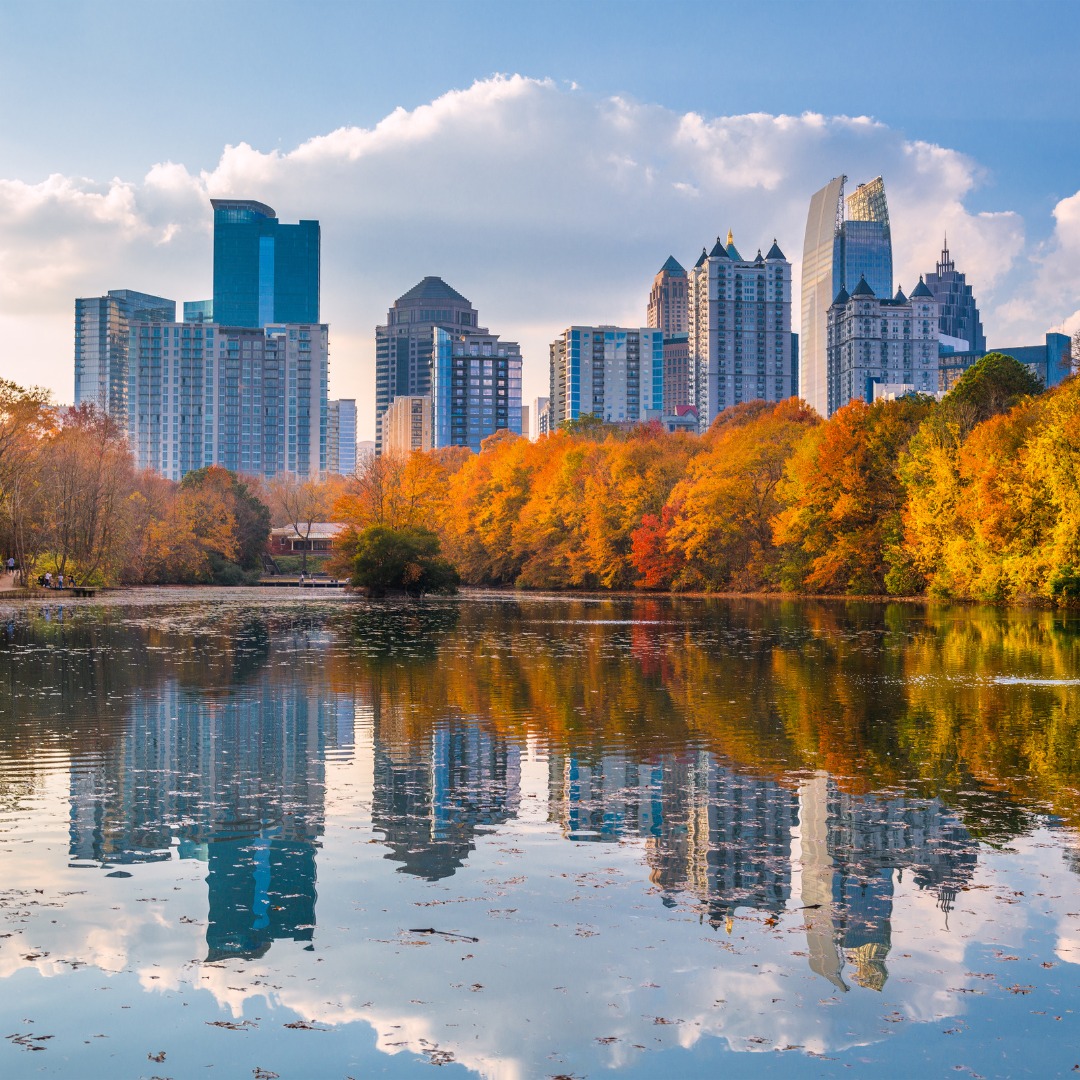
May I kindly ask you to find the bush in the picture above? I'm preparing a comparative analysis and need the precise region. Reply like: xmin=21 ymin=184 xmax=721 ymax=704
xmin=350 ymin=525 xmax=459 ymax=598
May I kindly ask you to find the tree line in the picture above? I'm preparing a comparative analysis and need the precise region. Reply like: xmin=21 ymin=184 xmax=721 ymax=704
xmin=332 ymin=353 xmax=1080 ymax=605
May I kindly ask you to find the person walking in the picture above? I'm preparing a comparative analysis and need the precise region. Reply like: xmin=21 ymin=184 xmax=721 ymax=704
xmin=44 ymin=571 xmax=52 ymax=589
xmin=57 ymin=573 xmax=64 ymax=590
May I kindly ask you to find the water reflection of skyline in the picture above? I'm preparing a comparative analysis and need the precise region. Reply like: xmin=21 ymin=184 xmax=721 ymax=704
xmin=49 ymin=622 xmax=979 ymax=986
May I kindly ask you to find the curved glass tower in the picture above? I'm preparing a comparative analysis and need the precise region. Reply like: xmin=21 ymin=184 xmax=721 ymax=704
xmin=801 ymin=176 xmax=893 ymax=417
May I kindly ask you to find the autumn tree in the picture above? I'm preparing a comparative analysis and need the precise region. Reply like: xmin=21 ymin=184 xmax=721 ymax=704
xmin=944 ymin=352 xmax=1042 ymax=431
xmin=264 ymin=472 xmax=346 ymax=572
xmin=655 ymin=399 xmax=820 ymax=590
xmin=774 ymin=396 xmax=934 ymax=594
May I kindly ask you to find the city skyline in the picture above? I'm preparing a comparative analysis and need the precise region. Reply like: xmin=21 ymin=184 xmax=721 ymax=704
xmin=2 ymin=2 xmax=1079 ymax=441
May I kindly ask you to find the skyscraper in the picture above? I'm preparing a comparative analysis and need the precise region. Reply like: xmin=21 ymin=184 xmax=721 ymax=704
xmin=647 ymin=256 xmax=688 ymax=336
xmin=687 ymin=231 xmax=795 ymax=429
xmin=801 ymin=176 xmax=893 ymax=417
xmin=826 ymin=276 xmax=939 ymax=413
xmin=327 ymin=398 xmax=357 ymax=475
xmin=211 ymin=199 xmax=320 ymax=328
xmin=374 ymin=277 xmax=481 ymax=454
xmin=432 ymin=328 xmax=522 ymax=451
xmin=924 ymin=237 xmax=986 ymax=353
xmin=549 ymin=326 xmax=664 ymax=428
xmin=74 ymin=289 xmax=175 ymax=419
xmin=127 ymin=320 xmax=328 ymax=480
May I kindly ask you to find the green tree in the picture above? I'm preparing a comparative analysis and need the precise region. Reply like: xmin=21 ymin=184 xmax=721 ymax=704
xmin=945 ymin=352 xmax=1042 ymax=430
xmin=180 ymin=467 xmax=271 ymax=581
xmin=348 ymin=525 xmax=460 ymax=597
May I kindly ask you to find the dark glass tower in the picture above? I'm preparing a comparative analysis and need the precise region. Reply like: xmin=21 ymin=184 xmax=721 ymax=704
xmin=924 ymin=237 xmax=986 ymax=353
xmin=211 ymin=199 xmax=320 ymax=327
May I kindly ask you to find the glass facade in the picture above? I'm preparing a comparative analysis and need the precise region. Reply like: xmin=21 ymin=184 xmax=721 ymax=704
xmin=183 ymin=299 xmax=214 ymax=324
xmin=74 ymin=289 xmax=176 ymax=420
xmin=127 ymin=321 xmax=328 ymax=482
xmin=211 ymin=200 xmax=320 ymax=328
xmin=432 ymin=328 xmax=522 ymax=453
xmin=550 ymin=327 xmax=664 ymax=427
xmin=802 ymin=176 xmax=893 ymax=417
xmin=375 ymin=278 xmax=482 ymax=455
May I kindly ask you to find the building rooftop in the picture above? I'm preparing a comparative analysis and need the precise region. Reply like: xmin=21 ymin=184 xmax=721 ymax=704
xmin=765 ymin=239 xmax=786 ymax=261
xmin=210 ymin=198 xmax=276 ymax=219
xmin=850 ymin=275 xmax=876 ymax=298
xmin=910 ymin=276 xmax=935 ymax=299
xmin=396 ymin=276 xmax=471 ymax=305
xmin=658 ymin=255 xmax=686 ymax=275
xmin=708 ymin=236 xmax=730 ymax=259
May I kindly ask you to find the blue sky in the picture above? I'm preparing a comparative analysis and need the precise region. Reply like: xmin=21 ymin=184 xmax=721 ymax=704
xmin=2 ymin=0 xmax=1078 ymax=437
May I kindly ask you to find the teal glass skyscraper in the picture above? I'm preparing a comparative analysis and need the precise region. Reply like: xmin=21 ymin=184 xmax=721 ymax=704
xmin=211 ymin=199 xmax=320 ymax=327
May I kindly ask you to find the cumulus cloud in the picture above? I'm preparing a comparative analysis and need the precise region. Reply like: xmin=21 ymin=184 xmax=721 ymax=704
xmin=0 ymin=74 xmax=1059 ymax=434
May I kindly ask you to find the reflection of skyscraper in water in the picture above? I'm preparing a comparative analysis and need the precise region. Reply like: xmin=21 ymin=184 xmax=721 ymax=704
xmin=548 ymin=749 xmax=798 ymax=924
xmin=68 ymin=679 xmax=354 ymax=960
xmin=798 ymin=772 xmax=977 ymax=991
xmin=370 ymin=707 xmax=521 ymax=880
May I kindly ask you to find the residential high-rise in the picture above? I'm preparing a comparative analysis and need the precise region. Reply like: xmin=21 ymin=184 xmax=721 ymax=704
xmin=687 ymin=232 xmax=795 ymax=429
xmin=432 ymin=329 xmax=523 ymax=451
xmin=127 ymin=320 xmax=328 ymax=481
xmin=549 ymin=326 xmax=663 ymax=427
xmin=184 ymin=300 xmax=213 ymax=324
xmin=74 ymin=290 xmax=175 ymax=418
xmin=211 ymin=199 xmax=320 ymax=328
xmin=826 ymin=276 xmax=939 ymax=412
xmin=327 ymin=398 xmax=357 ymax=475
xmin=662 ymin=332 xmax=691 ymax=414
xmin=374 ymin=277 xmax=480 ymax=454
xmin=529 ymin=396 xmax=550 ymax=440
xmin=647 ymin=256 xmax=688 ymax=336
xmin=923 ymin=237 xmax=986 ymax=353
xmin=801 ymin=176 xmax=893 ymax=417
xmin=383 ymin=395 xmax=432 ymax=456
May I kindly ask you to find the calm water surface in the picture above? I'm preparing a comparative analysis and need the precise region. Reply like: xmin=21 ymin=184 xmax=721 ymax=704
xmin=1 ymin=589 xmax=1079 ymax=1078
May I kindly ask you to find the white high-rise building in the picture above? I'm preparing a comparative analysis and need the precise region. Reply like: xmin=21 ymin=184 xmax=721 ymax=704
xmin=549 ymin=327 xmax=663 ymax=427
xmin=327 ymin=398 xmax=357 ymax=474
xmin=687 ymin=231 xmax=795 ymax=430
xmin=127 ymin=321 xmax=328 ymax=481
xmin=826 ymin=276 xmax=939 ymax=412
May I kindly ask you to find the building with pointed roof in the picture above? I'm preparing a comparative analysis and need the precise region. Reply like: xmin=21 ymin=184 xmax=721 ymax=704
xmin=647 ymin=256 xmax=688 ymax=337
xmin=826 ymin=274 xmax=939 ymax=413
xmin=687 ymin=231 xmax=796 ymax=429
xmin=923 ymin=238 xmax=986 ymax=354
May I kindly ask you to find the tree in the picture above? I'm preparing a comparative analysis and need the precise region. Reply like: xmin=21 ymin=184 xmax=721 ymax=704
xmin=661 ymin=398 xmax=820 ymax=590
xmin=944 ymin=352 xmax=1042 ymax=431
xmin=774 ymin=396 xmax=934 ymax=594
xmin=347 ymin=524 xmax=459 ymax=597
xmin=0 ymin=380 xmax=53 ymax=582
xmin=181 ymin=466 xmax=271 ymax=576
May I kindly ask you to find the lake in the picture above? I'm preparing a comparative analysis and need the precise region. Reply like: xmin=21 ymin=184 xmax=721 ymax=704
xmin=1 ymin=589 xmax=1079 ymax=1078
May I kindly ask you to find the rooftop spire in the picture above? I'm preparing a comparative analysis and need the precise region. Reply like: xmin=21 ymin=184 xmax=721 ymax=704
xmin=938 ymin=233 xmax=954 ymax=275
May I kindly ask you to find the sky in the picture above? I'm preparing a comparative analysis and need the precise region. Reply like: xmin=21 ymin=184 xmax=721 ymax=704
xmin=1 ymin=0 xmax=1079 ymax=440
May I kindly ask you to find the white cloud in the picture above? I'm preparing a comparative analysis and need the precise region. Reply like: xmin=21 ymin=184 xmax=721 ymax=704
xmin=0 ymin=75 xmax=1061 ymax=437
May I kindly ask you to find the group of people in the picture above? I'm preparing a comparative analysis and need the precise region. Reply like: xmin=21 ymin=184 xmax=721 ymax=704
xmin=38 ymin=571 xmax=75 ymax=590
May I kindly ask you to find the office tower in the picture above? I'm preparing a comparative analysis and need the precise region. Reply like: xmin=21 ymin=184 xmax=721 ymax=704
xmin=826 ymin=276 xmax=939 ymax=412
xmin=383 ymin=395 xmax=432 ymax=455
xmin=211 ymin=199 xmax=320 ymax=328
xmin=127 ymin=320 xmax=328 ymax=481
xmin=687 ymin=231 xmax=795 ymax=429
xmin=432 ymin=329 xmax=523 ymax=451
xmin=184 ymin=300 xmax=213 ymax=324
xmin=647 ymin=256 xmax=688 ymax=335
xmin=923 ymin=237 xmax=986 ymax=353
xmin=74 ymin=289 xmax=175 ymax=418
xmin=374 ymin=277 xmax=480 ymax=454
xmin=326 ymin=398 xmax=357 ymax=475
xmin=662 ymin=332 xmax=691 ymax=413
xmin=530 ymin=396 xmax=550 ymax=440
xmin=802 ymin=176 xmax=893 ymax=417
xmin=549 ymin=326 xmax=664 ymax=427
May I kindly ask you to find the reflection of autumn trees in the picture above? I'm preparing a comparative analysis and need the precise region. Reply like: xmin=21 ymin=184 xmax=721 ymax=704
xmin=325 ymin=598 xmax=1080 ymax=830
